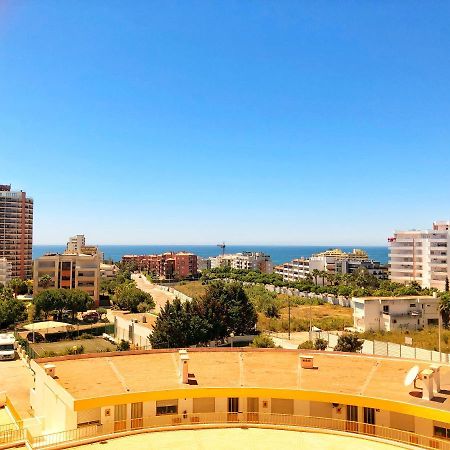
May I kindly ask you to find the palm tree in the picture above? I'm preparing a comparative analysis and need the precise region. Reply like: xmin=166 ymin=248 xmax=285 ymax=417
xmin=312 ymin=269 xmax=320 ymax=286
xmin=320 ymin=271 xmax=327 ymax=286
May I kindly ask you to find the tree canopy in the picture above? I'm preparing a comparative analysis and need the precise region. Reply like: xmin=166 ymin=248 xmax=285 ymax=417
xmin=0 ymin=286 xmax=26 ymax=329
xmin=149 ymin=281 xmax=257 ymax=349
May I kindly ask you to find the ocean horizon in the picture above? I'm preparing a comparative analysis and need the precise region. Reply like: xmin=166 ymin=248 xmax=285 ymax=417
xmin=33 ymin=245 xmax=389 ymax=265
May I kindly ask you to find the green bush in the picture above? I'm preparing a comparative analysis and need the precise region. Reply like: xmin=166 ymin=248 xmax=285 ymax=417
xmin=298 ymin=340 xmax=314 ymax=349
xmin=250 ymin=334 xmax=275 ymax=348
xmin=314 ymin=338 xmax=328 ymax=350
xmin=79 ymin=333 xmax=94 ymax=340
xmin=117 ymin=340 xmax=131 ymax=351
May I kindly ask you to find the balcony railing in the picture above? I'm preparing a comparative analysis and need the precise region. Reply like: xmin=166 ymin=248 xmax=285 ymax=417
xmin=24 ymin=412 xmax=450 ymax=450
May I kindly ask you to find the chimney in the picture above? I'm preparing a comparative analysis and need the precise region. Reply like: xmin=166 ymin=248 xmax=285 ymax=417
xmin=430 ymin=365 xmax=441 ymax=392
xmin=300 ymin=355 xmax=314 ymax=369
xmin=44 ymin=363 xmax=56 ymax=378
xmin=178 ymin=349 xmax=189 ymax=384
xmin=420 ymin=369 xmax=434 ymax=401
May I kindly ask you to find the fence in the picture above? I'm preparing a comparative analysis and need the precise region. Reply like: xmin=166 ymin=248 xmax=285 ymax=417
xmin=320 ymin=331 xmax=450 ymax=363
xmin=28 ymin=412 xmax=450 ymax=450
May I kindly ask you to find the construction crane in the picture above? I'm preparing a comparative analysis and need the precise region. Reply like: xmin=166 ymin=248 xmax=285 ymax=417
xmin=217 ymin=242 xmax=226 ymax=256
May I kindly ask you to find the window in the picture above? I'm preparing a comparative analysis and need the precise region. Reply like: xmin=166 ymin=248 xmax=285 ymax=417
xmin=383 ymin=305 xmax=389 ymax=314
xmin=228 ymin=398 xmax=239 ymax=413
xmin=434 ymin=426 xmax=450 ymax=439
xmin=156 ymin=400 xmax=178 ymax=415
xmin=363 ymin=407 xmax=375 ymax=425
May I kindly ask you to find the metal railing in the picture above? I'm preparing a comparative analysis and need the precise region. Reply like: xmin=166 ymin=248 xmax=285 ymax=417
xmin=28 ymin=412 xmax=450 ymax=449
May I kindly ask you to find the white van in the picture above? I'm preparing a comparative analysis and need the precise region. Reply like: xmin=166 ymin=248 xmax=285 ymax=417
xmin=0 ymin=333 xmax=16 ymax=361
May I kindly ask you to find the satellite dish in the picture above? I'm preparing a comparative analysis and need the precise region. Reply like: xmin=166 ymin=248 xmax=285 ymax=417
xmin=404 ymin=365 xmax=420 ymax=386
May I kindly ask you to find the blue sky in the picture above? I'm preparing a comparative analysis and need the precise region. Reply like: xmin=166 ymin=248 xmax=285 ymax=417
xmin=1 ymin=1 xmax=450 ymax=245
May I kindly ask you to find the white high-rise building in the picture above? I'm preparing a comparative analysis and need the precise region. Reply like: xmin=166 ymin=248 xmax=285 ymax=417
xmin=66 ymin=234 xmax=86 ymax=253
xmin=389 ymin=221 xmax=450 ymax=290
xmin=210 ymin=252 xmax=273 ymax=273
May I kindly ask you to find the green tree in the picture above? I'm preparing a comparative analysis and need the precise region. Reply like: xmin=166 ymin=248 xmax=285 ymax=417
xmin=34 ymin=289 xmax=63 ymax=320
xmin=439 ymin=292 xmax=450 ymax=328
xmin=312 ymin=269 xmax=320 ymax=286
xmin=63 ymin=289 xmax=94 ymax=320
xmin=251 ymin=334 xmax=275 ymax=348
xmin=224 ymin=282 xmax=258 ymax=335
xmin=113 ymin=284 xmax=154 ymax=313
xmin=0 ymin=287 xmax=26 ymax=328
xmin=7 ymin=278 xmax=28 ymax=297
xmin=334 ymin=333 xmax=363 ymax=353
xmin=38 ymin=274 xmax=53 ymax=289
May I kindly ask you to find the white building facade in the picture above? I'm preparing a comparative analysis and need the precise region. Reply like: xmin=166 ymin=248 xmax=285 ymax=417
xmin=389 ymin=221 xmax=450 ymax=290
xmin=210 ymin=252 xmax=273 ymax=273
xmin=353 ymin=295 xmax=440 ymax=332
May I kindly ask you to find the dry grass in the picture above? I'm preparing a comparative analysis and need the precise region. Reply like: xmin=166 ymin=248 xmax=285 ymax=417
xmin=361 ymin=328 xmax=450 ymax=353
xmin=258 ymin=304 xmax=352 ymax=333
xmin=173 ymin=281 xmax=207 ymax=299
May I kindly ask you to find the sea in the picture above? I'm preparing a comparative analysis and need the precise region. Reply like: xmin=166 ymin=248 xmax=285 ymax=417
xmin=32 ymin=245 xmax=389 ymax=265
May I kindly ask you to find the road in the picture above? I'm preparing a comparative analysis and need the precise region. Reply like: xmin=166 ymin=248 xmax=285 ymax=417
xmin=131 ymin=274 xmax=177 ymax=313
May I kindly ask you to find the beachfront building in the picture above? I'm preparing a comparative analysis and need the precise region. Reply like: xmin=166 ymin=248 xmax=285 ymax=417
xmin=210 ymin=252 xmax=273 ymax=274
xmin=353 ymin=295 xmax=440 ymax=332
xmin=33 ymin=253 xmax=101 ymax=306
xmin=197 ymin=256 xmax=211 ymax=271
xmin=26 ymin=348 xmax=450 ymax=448
xmin=122 ymin=252 xmax=198 ymax=280
xmin=0 ymin=184 xmax=33 ymax=279
xmin=275 ymin=249 xmax=386 ymax=283
xmin=0 ymin=257 xmax=12 ymax=285
xmin=389 ymin=221 xmax=450 ymax=291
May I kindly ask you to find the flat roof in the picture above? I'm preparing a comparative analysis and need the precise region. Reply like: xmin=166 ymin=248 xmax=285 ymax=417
xmin=354 ymin=296 xmax=436 ymax=301
xmin=37 ymin=349 xmax=450 ymax=415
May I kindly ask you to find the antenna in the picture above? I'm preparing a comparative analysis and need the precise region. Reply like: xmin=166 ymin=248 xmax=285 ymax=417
xmin=217 ymin=242 xmax=226 ymax=256
xmin=404 ymin=365 xmax=420 ymax=387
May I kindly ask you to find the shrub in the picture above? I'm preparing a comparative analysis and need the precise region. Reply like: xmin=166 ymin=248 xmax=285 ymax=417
xmin=314 ymin=338 xmax=328 ymax=351
xmin=137 ymin=302 xmax=151 ymax=313
xmin=117 ymin=340 xmax=130 ymax=351
xmin=65 ymin=345 xmax=84 ymax=355
xmin=250 ymin=334 xmax=275 ymax=348
xmin=298 ymin=340 xmax=314 ymax=350
xmin=79 ymin=333 xmax=94 ymax=340
xmin=334 ymin=333 xmax=363 ymax=353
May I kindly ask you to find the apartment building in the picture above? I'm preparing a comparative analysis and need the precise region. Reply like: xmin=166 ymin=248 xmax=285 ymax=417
xmin=210 ymin=252 xmax=273 ymax=273
xmin=33 ymin=235 xmax=101 ymax=305
xmin=122 ymin=252 xmax=198 ymax=280
xmin=353 ymin=295 xmax=440 ymax=332
xmin=389 ymin=221 xmax=450 ymax=290
xmin=275 ymin=248 xmax=386 ymax=283
xmin=0 ymin=257 xmax=12 ymax=285
xmin=0 ymin=184 xmax=33 ymax=279
xmin=28 ymin=348 xmax=450 ymax=447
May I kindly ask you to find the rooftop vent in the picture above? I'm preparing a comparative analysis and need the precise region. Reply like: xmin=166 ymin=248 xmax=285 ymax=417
xmin=300 ymin=355 xmax=314 ymax=369
xmin=44 ymin=363 xmax=56 ymax=378
xmin=178 ymin=349 xmax=189 ymax=384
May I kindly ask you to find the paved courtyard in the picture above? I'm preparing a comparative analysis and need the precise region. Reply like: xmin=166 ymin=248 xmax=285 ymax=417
xmin=78 ymin=427 xmax=409 ymax=450
xmin=0 ymin=358 xmax=34 ymax=420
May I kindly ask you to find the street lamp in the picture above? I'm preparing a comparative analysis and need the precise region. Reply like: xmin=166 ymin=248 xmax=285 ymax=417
xmin=230 ymin=332 xmax=235 ymax=348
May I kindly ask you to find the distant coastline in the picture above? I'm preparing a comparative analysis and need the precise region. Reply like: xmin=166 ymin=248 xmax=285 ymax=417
xmin=33 ymin=245 xmax=389 ymax=265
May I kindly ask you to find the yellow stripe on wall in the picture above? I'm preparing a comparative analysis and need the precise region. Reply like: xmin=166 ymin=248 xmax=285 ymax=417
xmin=73 ymin=387 xmax=450 ymax=423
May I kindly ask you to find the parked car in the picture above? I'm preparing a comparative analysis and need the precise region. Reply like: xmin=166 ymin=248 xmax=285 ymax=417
xmin=82 ymin=311 xmax=99 ymax=323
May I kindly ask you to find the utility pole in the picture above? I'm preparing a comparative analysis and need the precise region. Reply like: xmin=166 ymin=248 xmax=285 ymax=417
xmin=288 ymin=298 xmax=291 ymax=340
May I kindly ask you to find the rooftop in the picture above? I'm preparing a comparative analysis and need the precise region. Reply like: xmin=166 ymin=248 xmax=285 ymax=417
xmin=37 ymin=349 xmax=450 ymax=418
xmin=355 ymin=295 xmax=437 ymax=302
